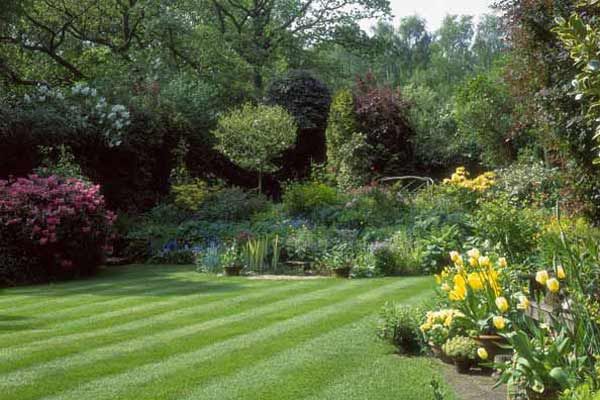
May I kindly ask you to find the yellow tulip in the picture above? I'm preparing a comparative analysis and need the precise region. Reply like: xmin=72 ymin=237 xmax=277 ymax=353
xmin=467 ymin=273 xmax=483 ymax=291
xmin=556 ymin=265 xmax=566 ymax=280
xmin=454 ymin=255 xmax=464 ymax=267
xmin=478 ymin=256 xmax=491 ymax=267
xmin=535 ymin=270 xmax=549 ymax=286
xmin=469 ymin=257 xmax=478 ymax=267
xmin=467 ymin=248 xmax=481 ymax=260
xmin=492 ymin=316 xmax=506 ymax=330
xmin=546 ymin=278 xmax=560 ymax=293
xmin=477 ymin=347 xmax=488 ymax=360
xmin=495 ymin=296 xmax=509 ymax=313
xmin=435 ymin=274 xmax=442 ymax=284
xmin=449 ymin=251 xmax=460 ymax=263
xmin=517 ymin=296 xmax=531 ymax=311
xmin=498 ymin=257 xmax=507 ymax=268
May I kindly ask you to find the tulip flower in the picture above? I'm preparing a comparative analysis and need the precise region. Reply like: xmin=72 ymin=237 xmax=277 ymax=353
xmin=546 ymin=278 xmax=560 ymax=293
xmin=498 ymin=257 xmax=507 ymax=268
xmin=535 ymin=270 xmax=549 ymax=286
xmin=517 ymin=296 xmax=530 ymax=311
xmin=477 ymin=347 xmax=488 ymax=360
xmin=556 ymin=265 xmax=566 ymax=280
xmin=493 ymin=316 xmax=506 ymax=330
xmin=495 ymin=296 xmax=509 ymax=313
xmin=467 ymin=248 xmax=480 ymax=259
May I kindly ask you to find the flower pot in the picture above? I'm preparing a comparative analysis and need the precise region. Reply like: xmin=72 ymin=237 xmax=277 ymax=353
xmin=223 ymin=265 xmax=243 ymax=276
xmin=526 ymin=387 xmax=559 ymax=400
xmin=473 ymin=334 xmax=509 ymax=362
xmin=332 ymin=267 xmax=351 ymax=278
xmin=454 ymin=358 xmax=473 ymax=374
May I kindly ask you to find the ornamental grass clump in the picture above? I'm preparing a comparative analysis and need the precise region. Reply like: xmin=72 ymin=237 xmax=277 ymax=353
xmin=0 ymin=175 xmax=115 ymax=285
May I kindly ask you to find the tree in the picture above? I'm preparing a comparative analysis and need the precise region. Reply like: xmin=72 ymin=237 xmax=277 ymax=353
xmin=205 ymin=0 xmax=390 ymax=93
xmin=265 ymin=70 xmax=331 ymax=179
xmin=472 ymin=14 xmax=505 ymax=71
xmin=212 ymin=103 xmax=297 ymax=192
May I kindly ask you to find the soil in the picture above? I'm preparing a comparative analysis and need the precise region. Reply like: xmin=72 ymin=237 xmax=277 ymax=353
xmin=436 ymin=360 xmax=506 ymax=400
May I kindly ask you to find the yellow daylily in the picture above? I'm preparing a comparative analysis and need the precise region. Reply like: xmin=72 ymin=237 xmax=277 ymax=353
xmin=546 ymin=278 xmax=560 ymax=293
xmin=477 ymin=347 xmax=489 ymax=360
xmin=495 ymin=296 xmax=509 ymax=313
xmin=556 ymin=265 xmax=566 ymax=280
xmin=535 ymin=270 xmax=549 ymax=286
xmin=493 ymin=316 xmax=506 ymax=330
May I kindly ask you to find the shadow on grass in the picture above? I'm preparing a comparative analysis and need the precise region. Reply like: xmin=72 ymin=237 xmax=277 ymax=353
xmin=0 ymin=265 xmax=247 ymax=298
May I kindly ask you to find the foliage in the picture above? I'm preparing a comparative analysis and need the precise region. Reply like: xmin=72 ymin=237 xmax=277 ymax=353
xmin=0 ymin=175 xmax=115 ymax=285
xmin=212 ymin=103 xmax=297 ymax=191
xmin=220 ymin=241 xmax=244 ymax=268
xmin=282 ymin=181 xmax=342 ymax=217
xmin=354 ymin=74 xmax=414 ymax=176
xmin=325 ymin=89 xmax=370 ymax=189
xmin=320 ymin=243 xmax=355 ymax=270
xmin=377 ymin=302 xmax=426 ymax=354
xmin=442 ymin=336 xmax=478 ymax=360
xmin=198 ymin=187 xmax=269 ymax=222
xmin=34 ymin=145 xmax=87 ymax=181
xmin=172 ymin=180 xmax=208 ymax=212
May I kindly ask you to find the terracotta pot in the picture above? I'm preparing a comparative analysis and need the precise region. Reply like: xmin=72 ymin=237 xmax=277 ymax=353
xmin=332 ymin=267 xmax=351 ymax=278
xmin=473 ymin=334 xmax=510 ymax=361
xmin=223 ymin=265 xmax=243 ymax=276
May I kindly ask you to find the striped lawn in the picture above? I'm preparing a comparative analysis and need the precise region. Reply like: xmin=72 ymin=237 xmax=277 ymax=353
xmin=0 ymin=265 xmax=456 ymax=400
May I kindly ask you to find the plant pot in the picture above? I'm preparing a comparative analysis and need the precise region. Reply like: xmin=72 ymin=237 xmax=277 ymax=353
xmin=473 ymin=334 xmax=509 ymax=362
xmin=223 ymin=265 xmax=243 ymax=276
xmin=332 ymin=267 xmax=351 ymax=278
xmin=525 ymin=387 xmax=559 ymax=400
xmin=454 ymin=358 xmax=473 ymax=374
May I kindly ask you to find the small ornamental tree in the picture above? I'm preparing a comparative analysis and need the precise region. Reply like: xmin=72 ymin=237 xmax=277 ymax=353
xmin=0 ymin=175 xmax=115 ymax=285
xmin=212 ymin=103 xmax=297 ymax=192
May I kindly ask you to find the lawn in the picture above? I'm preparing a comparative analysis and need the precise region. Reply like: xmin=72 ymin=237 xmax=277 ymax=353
xmin=0 ymin=265 xmax=455 ymax=400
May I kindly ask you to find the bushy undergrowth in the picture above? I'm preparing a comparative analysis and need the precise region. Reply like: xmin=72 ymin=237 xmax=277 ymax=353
xmin=0 ymin=175 xmax=115 ymax=285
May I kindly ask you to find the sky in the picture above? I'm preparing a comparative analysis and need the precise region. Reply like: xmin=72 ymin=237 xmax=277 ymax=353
xmin=363 ymin=0 xmax=495 ymax=32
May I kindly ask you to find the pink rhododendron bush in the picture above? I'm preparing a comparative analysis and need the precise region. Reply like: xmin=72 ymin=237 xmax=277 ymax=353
xmin=0 ymin=175 xmax=115 ymax=285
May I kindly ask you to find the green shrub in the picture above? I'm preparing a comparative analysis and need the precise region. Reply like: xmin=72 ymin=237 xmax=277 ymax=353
xmin=441 ymin=336 xmax=478 ymax=360
xmin=389 ymin=229 xmax=424 ymax=275
xmin=172 ymin=179 xmax=208 ymax=212
xmin=336 ymin=186 xmax=404 ymax=229
xmin=377 ymin=302 xmax=426 ymax=354
xmin=471 ymin=196 xmax=544 ymax=263
xmin=198 ymin=187 xmax=269 ymax=222
xmin=282 ymin=181 xmax=342 ymax=217
xmin=283 ymin=225 xmax=329 ymax=262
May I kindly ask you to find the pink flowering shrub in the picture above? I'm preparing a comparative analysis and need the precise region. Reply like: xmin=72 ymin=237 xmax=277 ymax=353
xmin=0 ymin=175 xmax=115 ymax=285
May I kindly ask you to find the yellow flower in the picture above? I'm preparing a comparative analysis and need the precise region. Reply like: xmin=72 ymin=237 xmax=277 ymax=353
xmin=556 ymin=265 xmax=566 ymax=280
xmin=467 ymin=273 xmax=483 ymax=291
xmin=546 ymin=278 xmax=560 ymax=293
xmin=467 ymin=248 xmax=481 ymax=260
xmin=449 ymin=277 xmax=466 ymax=301
xmin=444 ymin=315 xmax=453 ymax=327
xmin=477 ymin=347 xmax=488 ymax=360
xmin=493 ymin=316 xmax=506 ymax=330
xmin=517 ymin=296 xmax=531 ymax=311
xmin=498 ymin=257 xmax=507 ymax=268
xmin=435 ymin=274 xmax=442 ymax=284
xmin=478 ymin=256 xmax=491 ymax=267
xmin=454 ymin=255 xmax=464 ymax=267
xmin=469 ymin=257 xmax=478 ymax=267
xmin=535 ymin=270 xmax=549 ymax=286
xmin=420 ymin=322 xmax=432 ymax=332
xmin=495 ymin=296 xmax=509 ymax=313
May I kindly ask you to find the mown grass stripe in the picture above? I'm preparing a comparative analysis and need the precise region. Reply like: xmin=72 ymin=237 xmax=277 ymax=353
xmin=0 ymin=278 xmax=376 ymax=389
xmin=0 ymin=279 xmax=331 ymax=360
xmin=176 ymin=288 xmax=432 ymax=400
xmin=34 ymin=278 xmax=421 ymax=400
